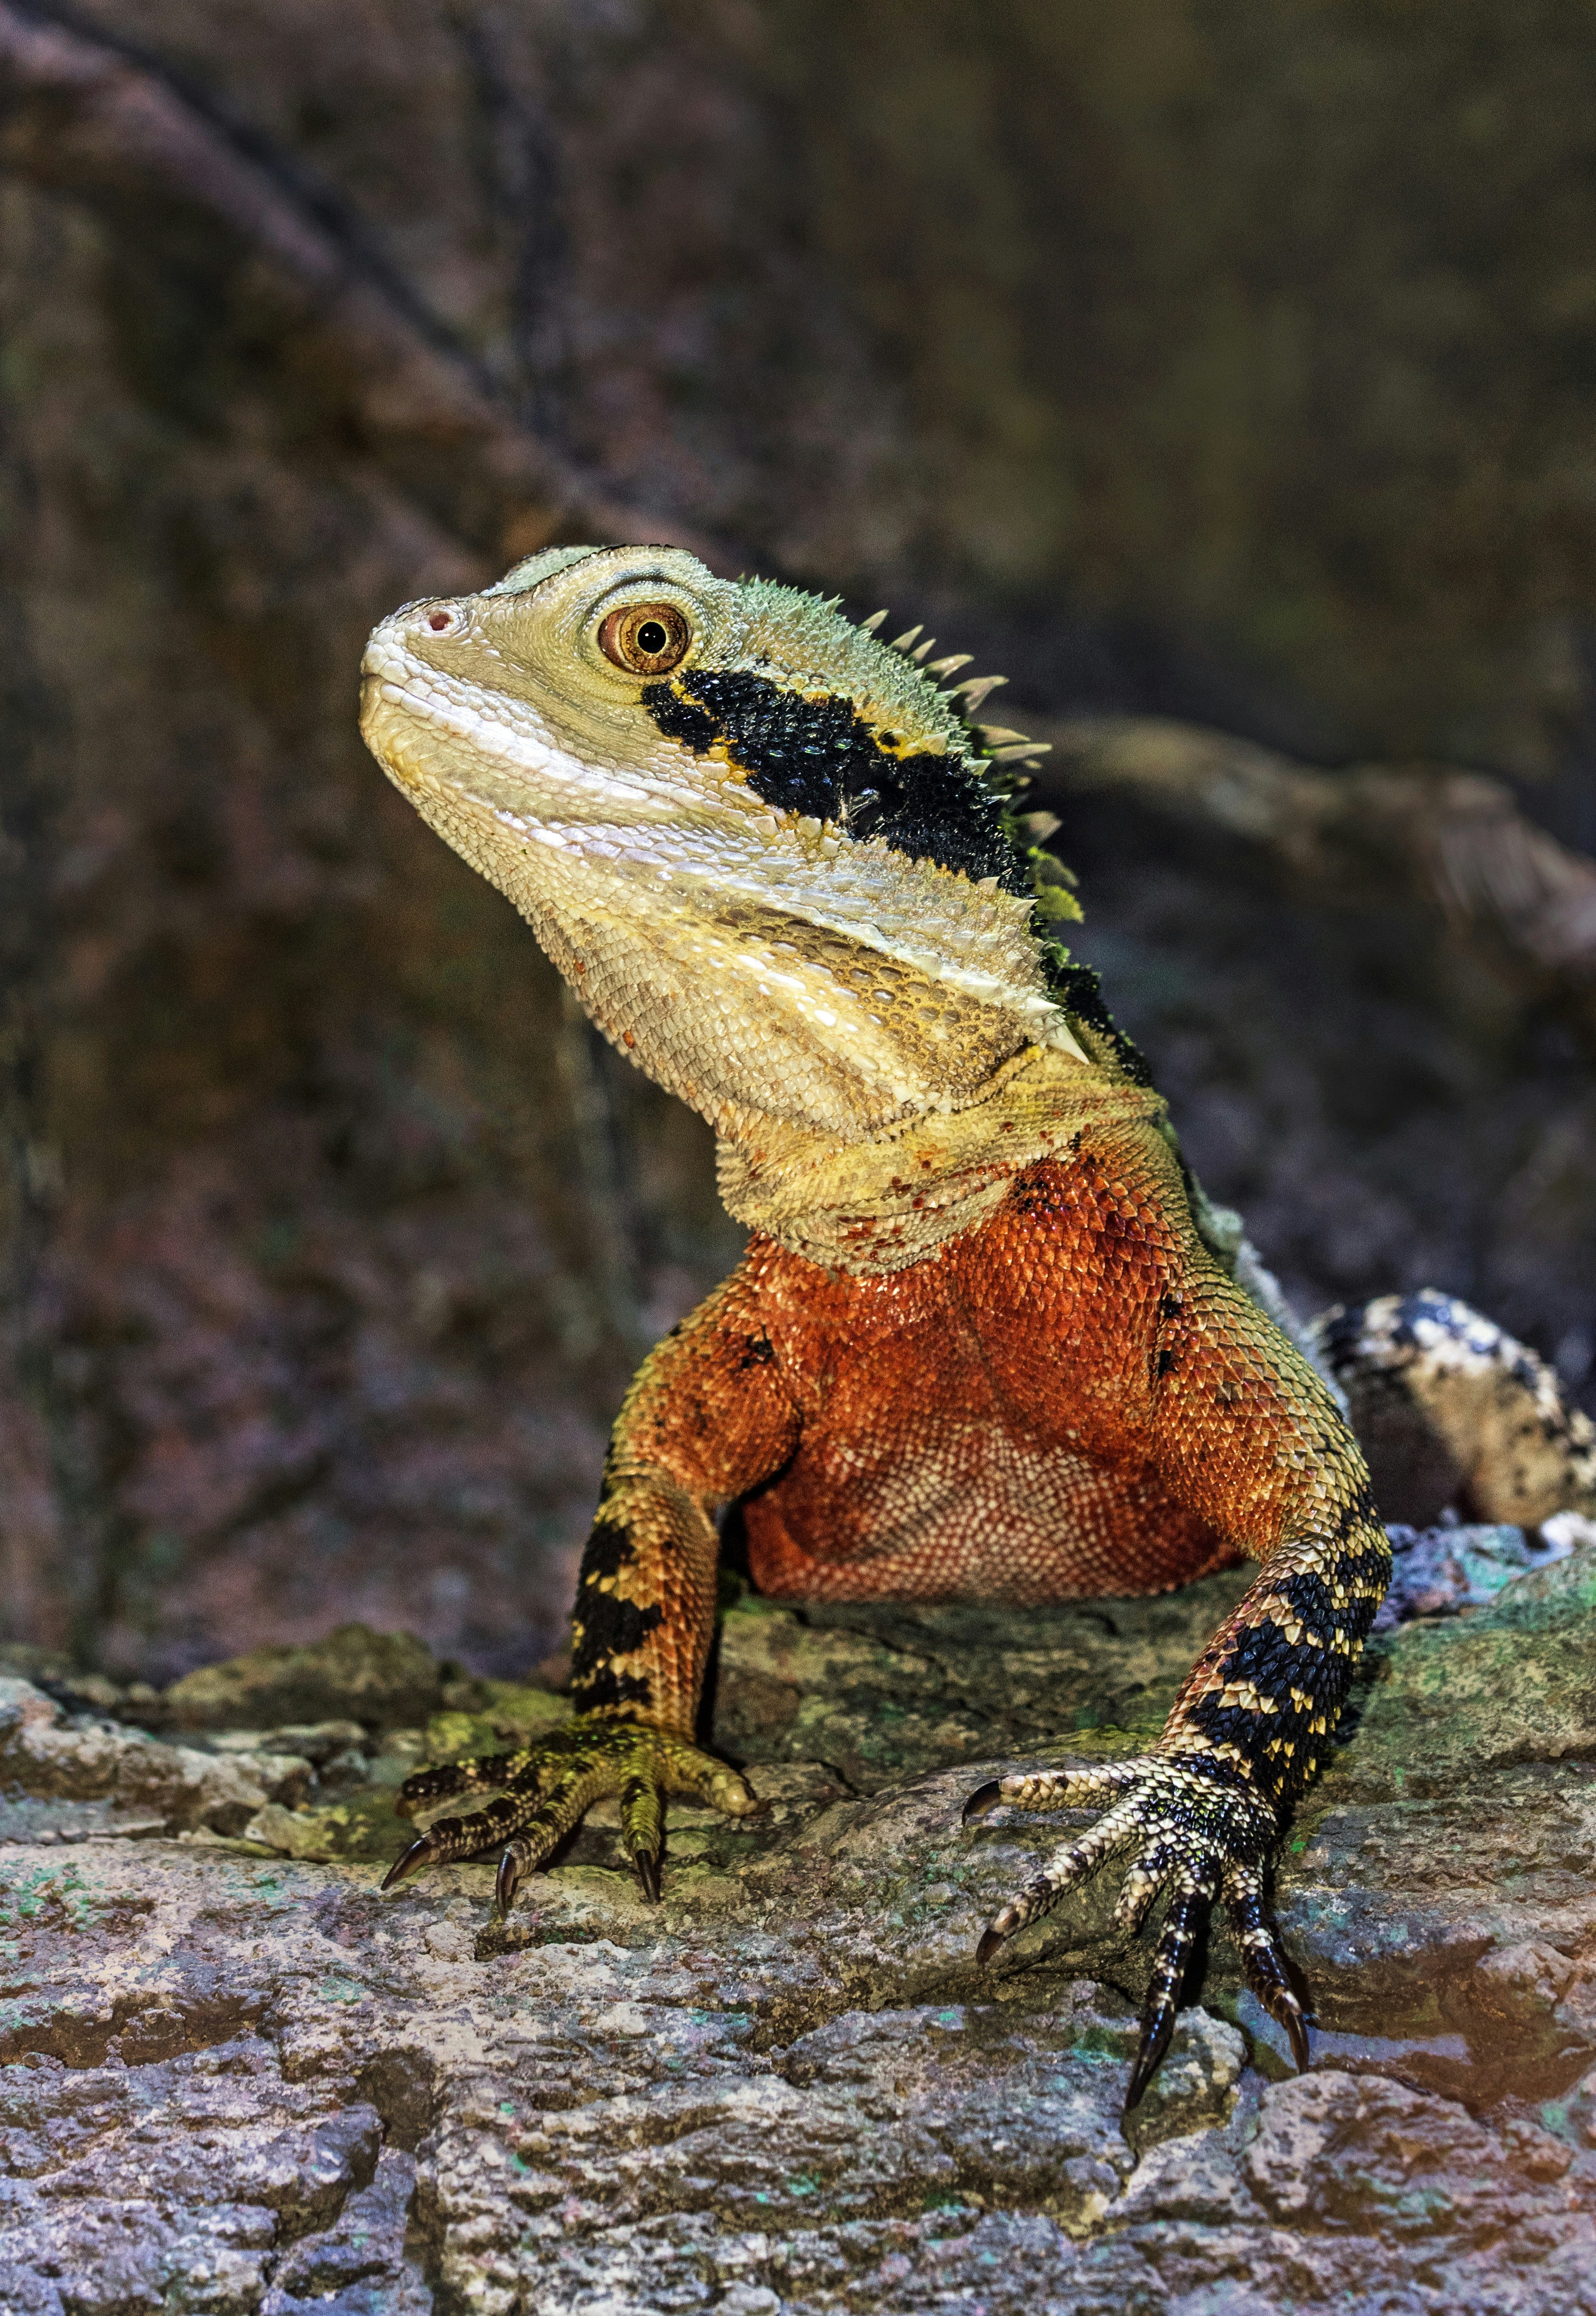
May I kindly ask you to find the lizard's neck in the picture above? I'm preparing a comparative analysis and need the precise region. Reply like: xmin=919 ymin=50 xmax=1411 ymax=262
xmin=715 ymin=1040 xmax=1168 ymax=1275
xmin=531 ymin=876 xmax=1075 ymax=1142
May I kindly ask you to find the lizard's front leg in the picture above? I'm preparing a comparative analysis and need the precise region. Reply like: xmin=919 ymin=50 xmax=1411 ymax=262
xmin=966 ymin=1154 xmax=1391 ymax=2107
xmin=384 ymin=1258 xmax=799 ymax=1908
xmin=966 ymin=1514 xmax=1388 ymax=2104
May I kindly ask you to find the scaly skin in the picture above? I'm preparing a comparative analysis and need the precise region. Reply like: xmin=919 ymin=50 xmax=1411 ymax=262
xmin=357 ymin=543 xmax=1398 ymax=2108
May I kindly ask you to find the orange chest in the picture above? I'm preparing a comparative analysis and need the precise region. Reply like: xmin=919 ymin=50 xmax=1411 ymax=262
xmin=745 ymin=1158 xmax=1180 ymax=1463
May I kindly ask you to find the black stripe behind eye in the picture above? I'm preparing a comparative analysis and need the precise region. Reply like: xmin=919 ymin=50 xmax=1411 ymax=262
xmin=641 ymin=670 xmax=1026 ymax=890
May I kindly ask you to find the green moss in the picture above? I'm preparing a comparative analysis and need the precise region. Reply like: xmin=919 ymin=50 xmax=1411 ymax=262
xmin=421 ymin=1684 xmax=573 ymax=1763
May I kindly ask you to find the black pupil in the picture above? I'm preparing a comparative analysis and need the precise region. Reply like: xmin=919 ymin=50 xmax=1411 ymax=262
xmin=635 ymin=620 xmax=669 ymax=656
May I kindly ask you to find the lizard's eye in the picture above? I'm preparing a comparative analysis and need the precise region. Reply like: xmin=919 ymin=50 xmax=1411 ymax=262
xmin=597 ymin=601 xmax=692 ymax=677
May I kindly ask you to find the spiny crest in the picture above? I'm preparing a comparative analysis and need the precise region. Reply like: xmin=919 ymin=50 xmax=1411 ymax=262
xmin=728 ymin=578 xmax=981 ymax=769
xmin=844 ymin=601 xmax=1151 ymax=1084
xmin=865 ymin=607 xmax=1050 ymax=770
xmin=701 ymin=577 xmax=1098 ymax=950
xmin=831 ymin=598 xmax=1073 ymax=912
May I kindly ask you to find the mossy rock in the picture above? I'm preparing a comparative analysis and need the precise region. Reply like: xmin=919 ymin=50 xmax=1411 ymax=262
xmin=164 ymin=1624 xmax=442 ymax=1734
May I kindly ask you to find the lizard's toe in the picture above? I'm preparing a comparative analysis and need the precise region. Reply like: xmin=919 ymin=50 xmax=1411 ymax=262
xmin=1124 ymin=2002 xmax=1177 ymax=2114
xmin=974 ymin=1791 xmax=1145 ymax=1960
xmin=396 ymin=1746 xmax=541 ymax=1820
xmin=1124 ymin=1855 xmax=1219 ymax=2112
xmin=1274 ymin=1986 xmax=1311 ymax=2073
xmin=673 ymin=1746 xmax=761 ymax=1817
xmin=383 ymin=1716 xmax=758 ymax=1908
xmin=963 ymin=1760 xmax=1139 ymax=1825
xmin=620 ymin=1773 xmax=665 ymax=1903
xmin=1225 ymin=1858 xmax=1311 ymax=2071
xmin=496 ymin=1837 xmax=544 ymax=1916
xmin=1110 ymin=1838 xmax=1182 ymax=1935
xmin=975 ymin=1922 xmax=1008 ymax=1967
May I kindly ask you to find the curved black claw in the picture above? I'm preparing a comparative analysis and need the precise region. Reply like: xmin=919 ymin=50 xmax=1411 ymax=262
xmin=1123 ymin=1998 xmax=1178 ymax=2113
xmin=631 ymin=1848 xmax=662 ymax=1905
xmin=495 ymin=1847 xmax=523 ymax=1917
xmin=1279 ymin=1991 xmax=1311 ymax=2073
xmin=975 ymin=1924 xmax=1008 ymax=1968
xmin=381 ymin=1835 xmax=436 ymax=1891
xmin=1122 ymin=1866 xmax=1217 ymax=2115
xmin=963 ymin=1779 xmax=1003 ymax=1824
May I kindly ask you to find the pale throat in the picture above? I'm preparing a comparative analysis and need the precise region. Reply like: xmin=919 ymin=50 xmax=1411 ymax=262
xmin=533 ymin=868 xmax=1044 ymax=1146
xmin=395 ymin=765 xmax=1066 ymax=1147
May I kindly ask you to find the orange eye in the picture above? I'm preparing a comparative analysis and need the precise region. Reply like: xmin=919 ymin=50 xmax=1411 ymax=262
xmin=597 ymin=601 xmax=692 ymax=676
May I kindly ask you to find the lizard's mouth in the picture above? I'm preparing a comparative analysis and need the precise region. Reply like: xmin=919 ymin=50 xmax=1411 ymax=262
xmin=357 ymin=671 xmax=418 ymax=783
xmin=358 ymin=636 xmax=582 ymax=811
xmin=357 ymin=638 xmax=694 ymax=856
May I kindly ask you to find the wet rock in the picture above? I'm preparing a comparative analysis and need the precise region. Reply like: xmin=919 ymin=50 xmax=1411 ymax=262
xmin=7 ymin=1551 xmax=1596 ymax=2309
xmin=163 ymin=1626 xmax=442 ymax=1736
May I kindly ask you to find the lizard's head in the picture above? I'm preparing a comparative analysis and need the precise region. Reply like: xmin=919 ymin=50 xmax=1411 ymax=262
xmin=360 ymin=543 xmax=1098 ymax=1137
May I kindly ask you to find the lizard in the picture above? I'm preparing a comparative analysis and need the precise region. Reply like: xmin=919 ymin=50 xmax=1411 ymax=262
xmin=357 ymin=542 xmax=1596 ymax=2109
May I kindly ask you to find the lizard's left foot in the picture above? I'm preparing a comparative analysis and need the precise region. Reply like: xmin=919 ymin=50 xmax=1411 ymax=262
xmin=964 ymin=1756 xmax=1306 ymax=2111
xmin=380 ymin=1714 xmax=758 ymax=1913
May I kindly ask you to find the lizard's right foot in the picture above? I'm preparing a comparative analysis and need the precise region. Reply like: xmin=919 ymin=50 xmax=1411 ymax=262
xmin=966 ymin=1754 xmax=1307 ymax=2111
xmin=381 ymin=1713 xmax=759 ymax=1912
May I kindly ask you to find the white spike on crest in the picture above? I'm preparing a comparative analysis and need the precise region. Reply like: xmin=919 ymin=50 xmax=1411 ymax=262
xmin=860 ymin=609 xmax=889 ymax=633
xmin=888 ymin=625 xmax=923 ymax=652
xmin=928 ymin=654 xmax=974 ymax=678
xmin=948 ymin=673 xmax=1008 ymax=709
xmin=987 ymin=741 xmax=1051 ymax=763
xmin=974 ymin=725 xmax=1030 ymax=746
xmin=909 ymin=638 xmax=937 ymax=663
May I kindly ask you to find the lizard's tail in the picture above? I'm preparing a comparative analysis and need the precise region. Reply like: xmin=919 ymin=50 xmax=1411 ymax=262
xmin=1310 ymin=1289 xmax=1596 ymax=1530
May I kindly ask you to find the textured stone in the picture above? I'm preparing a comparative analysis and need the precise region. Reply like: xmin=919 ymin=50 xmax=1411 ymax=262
xmin=0 ymin=1678 xmax=282 ymax=1840
xmin=163 ymin=1626 xmax=443 ymax=1736
xmin=6 ymin=1550 xmax=1596 ymax=2310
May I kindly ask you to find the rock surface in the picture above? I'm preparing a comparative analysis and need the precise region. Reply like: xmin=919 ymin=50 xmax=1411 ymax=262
xmin=6 ymin=1543 xmax=1596 ymax=2311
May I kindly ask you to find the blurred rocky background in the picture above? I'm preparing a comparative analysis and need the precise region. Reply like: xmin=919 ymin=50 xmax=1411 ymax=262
xmin=2 ymin=0 xmax=1595 ymax=1682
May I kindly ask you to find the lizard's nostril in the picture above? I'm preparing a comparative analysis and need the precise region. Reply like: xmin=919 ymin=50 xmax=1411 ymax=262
xmin=427 ymin=609 xmax=453 ymax=633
